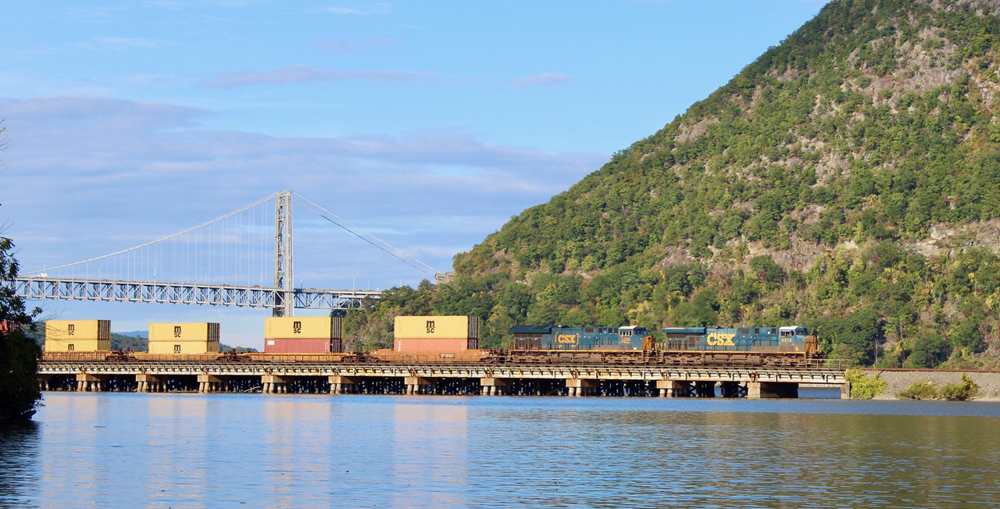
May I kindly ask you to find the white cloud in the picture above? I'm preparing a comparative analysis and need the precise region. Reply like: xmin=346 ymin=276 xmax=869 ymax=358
xmin=91 ymin=37 xmax=175 ymax=50
xmin=204 ymin=64 xmax=435 ymax=88
xmin=0 ymin=95 xmax=608 ymax=288
xmin=314 ymin=37 xmax=399 ymax=55
xmin=513 ymin=72 xmax=574 ymax=87
xmin=322 ymin=3 xmax=392 ymax=16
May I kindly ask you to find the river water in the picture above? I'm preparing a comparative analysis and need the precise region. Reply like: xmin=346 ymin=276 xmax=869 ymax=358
xmin=2 ymin=393 xmax=999 ymax=508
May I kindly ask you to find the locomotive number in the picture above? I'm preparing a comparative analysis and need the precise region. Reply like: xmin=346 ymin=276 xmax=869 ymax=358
xmin=555 ymin=333 xmax=579 ymax=345
xmin=706 ymin=333 xmax=736 ymax=346
xmin=779 ymin=337 xmax=793 ymax=344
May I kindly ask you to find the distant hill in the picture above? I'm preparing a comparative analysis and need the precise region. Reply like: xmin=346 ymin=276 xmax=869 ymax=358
xmin=349 ymin=0 xmax=1000 ymax=370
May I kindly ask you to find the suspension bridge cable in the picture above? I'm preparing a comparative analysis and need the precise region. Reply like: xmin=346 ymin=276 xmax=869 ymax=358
xmin=294 ymin=193 xmax=439 ymax=276
xmin=294 ymin=196 xmax=438 ymax=277
xmin=23 ymin=192 xmax=280 ymax=275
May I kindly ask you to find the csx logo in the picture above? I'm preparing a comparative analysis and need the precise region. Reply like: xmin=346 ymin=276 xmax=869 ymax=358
xmin=555 ymin=333 xmax=579 ymax=345
xmin=706 ymin=333 xmax=736 ymax=346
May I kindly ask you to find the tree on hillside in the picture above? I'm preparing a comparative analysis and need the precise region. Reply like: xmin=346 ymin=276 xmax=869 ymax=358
xmin=1 ymin=121 xmax=43 ymax=423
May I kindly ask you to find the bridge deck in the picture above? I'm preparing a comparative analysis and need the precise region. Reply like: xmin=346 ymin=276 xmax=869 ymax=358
xmin=38 ymin=361 xmax=847 ymax=398
xmin=11 ymin=277 xmax=381 ymax=309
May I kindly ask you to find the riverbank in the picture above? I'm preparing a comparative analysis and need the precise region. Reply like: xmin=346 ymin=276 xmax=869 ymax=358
xmin=861 ymin=369 xmax=1000 ymax=401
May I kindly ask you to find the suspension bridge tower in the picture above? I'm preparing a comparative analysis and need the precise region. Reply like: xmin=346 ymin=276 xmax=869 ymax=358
xmin=273 ymin=190 xmax=293 ymax=317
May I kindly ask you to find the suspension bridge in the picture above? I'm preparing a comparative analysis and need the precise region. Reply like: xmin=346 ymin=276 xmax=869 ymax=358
xmin=9 ymin=191 xmax=439 ymax=316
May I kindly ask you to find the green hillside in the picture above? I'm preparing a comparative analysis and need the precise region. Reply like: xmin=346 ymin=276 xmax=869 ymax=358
xmin=350 ymin=0 xmax=1000 ymax=369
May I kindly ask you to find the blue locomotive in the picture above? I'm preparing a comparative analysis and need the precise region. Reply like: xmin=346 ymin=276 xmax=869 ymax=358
xmin=509 ymin=325 xmax=653 ymax=351
xmin=506 ymin=324 xmax=818 ymax=366
xmin=660 ymin=325 xmax=817 ymax=355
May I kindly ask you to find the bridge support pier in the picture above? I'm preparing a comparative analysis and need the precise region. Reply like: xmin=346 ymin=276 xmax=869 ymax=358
xmin=198 ymin=374 xmax=226 ymax=393
xmin=841 ymin=381 xmax=850 ymax=399
xmin=76 ymin=373 xmax=105 ymax=392
xmin=37 ymin=375 xmax=51 ymax=392
xmin=136 ymin=374 xmax=165 ymax=393
xmin=747 ymin=382 xmax=799 ymax=399
xmin=656 ymin=380 xmax=691 ymax=398
xmin=480 ymin=378 xmax=510 ymax=396
xmin=405 ymin=376 xmax=433 ymax=395
xmin=566 ymin=379 xmax=598 ymax=397
xmin=328 ymin=375 xmax=358 ymax=394
xmin=262 ymin=375 xmax=289 ymax=394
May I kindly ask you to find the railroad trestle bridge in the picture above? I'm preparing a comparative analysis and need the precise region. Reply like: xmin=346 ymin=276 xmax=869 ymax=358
xmin=38 ymin=361 xmax=849 ymax=399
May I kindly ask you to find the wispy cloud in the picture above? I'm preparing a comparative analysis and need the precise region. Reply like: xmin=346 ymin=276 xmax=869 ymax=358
xmin=323 ymin=3 xmax=392 ymax=16
xmin=513 ymin=72 xmax=574 ymax=87
xmin=92 ymin=37 xmax=175 ymax=50
xmin=203 ymin=64 xmax=435 ymax=88
xmin=315 ymin=37 xmax=399 ymax=55
xmin=1 ymin=95 xmax=608 ymax=284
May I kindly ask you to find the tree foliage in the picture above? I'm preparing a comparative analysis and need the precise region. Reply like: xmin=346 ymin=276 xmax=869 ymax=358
xmin=345 ymin=1 xmax=1000 ymax=364
xmin=1 ymin=235 xmax=42 ymax=422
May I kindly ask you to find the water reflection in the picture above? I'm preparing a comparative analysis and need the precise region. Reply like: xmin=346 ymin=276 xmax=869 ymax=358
xmin=0 ymin=420 xmax=41 ymax=507
xmin=14 ymin=394 xmax=1000 ymax=508
xmin=391 ymin=399 xmax=469 ymax=509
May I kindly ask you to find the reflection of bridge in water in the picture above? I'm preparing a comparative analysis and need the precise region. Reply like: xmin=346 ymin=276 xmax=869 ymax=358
xmin=10 ymin=191 xmax=438 ymax=315
xmin=37 ymin=361 xmax=849 ymax=399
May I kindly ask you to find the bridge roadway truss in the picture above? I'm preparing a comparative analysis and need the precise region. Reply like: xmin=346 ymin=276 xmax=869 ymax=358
xmin=11 ymin=277 xmax=381 ymax=310
xmin=37 ymin=361 xmax=849 ymax=398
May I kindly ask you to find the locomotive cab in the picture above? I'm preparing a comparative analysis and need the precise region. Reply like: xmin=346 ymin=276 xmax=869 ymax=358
xmin=618 ymin=326 xmax=654 ymax=352
xmin=778 ymin=326 xmax=815 ymax=354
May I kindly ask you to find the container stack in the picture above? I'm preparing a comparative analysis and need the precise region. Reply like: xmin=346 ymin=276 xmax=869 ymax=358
xmin=148 ymin=322 xmax=221 ymax=354
xmin=264 ymin=316 xmax=343 ymax=353
xmin=44 ymin=320 xmax=111 ymax=352
xmin=393 ymin=316 xmax=480 ymax=352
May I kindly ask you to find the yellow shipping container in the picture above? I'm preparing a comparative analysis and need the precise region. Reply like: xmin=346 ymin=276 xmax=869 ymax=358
xmin=149 ymin=322 xmax=220 ymax=342
xmin=148 ymin=322 xmax=221 ymax=354
xmin=394 ymin=316 xmax=479 ymax=340
xmin=45 ymin=320 xmax=111 ymax=352
xmin=148 ymin=340 xmax=220 ymax=354
xmin=265 ymin=316 xmax=342 ymax=339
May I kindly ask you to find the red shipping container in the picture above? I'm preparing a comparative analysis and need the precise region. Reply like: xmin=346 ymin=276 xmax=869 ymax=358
xmin=394 ymin=338 xmax=477 ymax=352
xmin=265 ymin=337 xmax=336 ymax=354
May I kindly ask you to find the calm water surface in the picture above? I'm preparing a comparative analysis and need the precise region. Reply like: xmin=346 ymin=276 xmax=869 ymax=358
xmin=2 ymin=393 xmax=999 ymax=508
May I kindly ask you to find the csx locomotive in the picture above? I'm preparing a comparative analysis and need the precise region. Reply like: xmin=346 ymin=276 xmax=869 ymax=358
xmin=503 ymin=324 xmax=818 ymax=367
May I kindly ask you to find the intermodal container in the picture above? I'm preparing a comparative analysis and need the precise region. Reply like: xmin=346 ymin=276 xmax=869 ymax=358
xmin=148 ymin=322 xmax=221 ymax=354
xmin=264 ymin=316 xmax=342 ymax=340
xmin=264 ymin=337 xmax=341 ymax=354
xmin=394 ymin=316 xmax=479 ymax=340
xmin=44 ymin=320 xmax=111 ymax=352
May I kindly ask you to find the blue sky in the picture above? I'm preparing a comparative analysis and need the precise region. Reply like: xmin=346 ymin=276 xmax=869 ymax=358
xmin=1 ymin=0 xmax=828 ymax=348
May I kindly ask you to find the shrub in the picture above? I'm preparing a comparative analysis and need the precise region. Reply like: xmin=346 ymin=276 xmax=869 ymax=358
xmin=940 ymin=374 xmax=979 ymax=401
xmin=898 ymin=381 xmax=938 ymax=400
xmin=845 ymin=368 xmax=888 ymax=399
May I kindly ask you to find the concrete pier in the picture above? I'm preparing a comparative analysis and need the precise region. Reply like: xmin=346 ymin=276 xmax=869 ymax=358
xmin=404 ymin=376 xmax=433 ymax=395
xmin=656 ymin=380 xmax=690 ymax=398
xmin=480 ymin=378 xmax=510 ymax=396
xmin=566 ymin=379 xmax=598 ymax=397
xmin=328 ymin=375 xmax=358 ymax=394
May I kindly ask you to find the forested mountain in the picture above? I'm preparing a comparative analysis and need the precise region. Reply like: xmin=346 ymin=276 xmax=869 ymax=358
xmin=348 ymin=0 xmax=1000 ymax=369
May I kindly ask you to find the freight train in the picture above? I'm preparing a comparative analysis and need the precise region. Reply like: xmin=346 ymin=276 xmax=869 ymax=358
xmin=502 ymin=324 xmax=818 ymax=367
xmin=41 ymin=316 xmax=820 ymax=367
